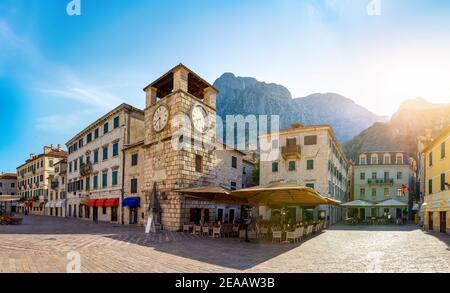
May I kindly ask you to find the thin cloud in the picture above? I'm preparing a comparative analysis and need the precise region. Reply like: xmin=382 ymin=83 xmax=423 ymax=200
xmin=35 ymin=109 xmax=100 ymax=136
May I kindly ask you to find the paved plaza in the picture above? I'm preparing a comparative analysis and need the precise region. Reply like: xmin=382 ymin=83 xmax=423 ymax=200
xmin=0 ymin=216 xmax=449 ymax=273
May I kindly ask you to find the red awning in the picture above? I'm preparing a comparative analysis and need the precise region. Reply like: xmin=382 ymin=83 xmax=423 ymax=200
xmin=87 ymin=199 xmax=97 ymax=207
xmin=95 ymin=199 xmax=107 ymax=207
xmin=104 ymin=198 xmax=119 ymax=207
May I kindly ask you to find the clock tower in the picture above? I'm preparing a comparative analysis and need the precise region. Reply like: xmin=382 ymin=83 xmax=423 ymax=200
xmin=143 ymin=64 xmax=219 ymax=231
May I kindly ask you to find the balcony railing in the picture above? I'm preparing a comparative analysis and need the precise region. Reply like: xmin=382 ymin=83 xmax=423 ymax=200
xmin=281 ymin=145 xmax=301 ymax=160
xmin=367 ymin=178 xmax=394 ymax=185
xmin=80 ymin=162 xmax=93 ymax=177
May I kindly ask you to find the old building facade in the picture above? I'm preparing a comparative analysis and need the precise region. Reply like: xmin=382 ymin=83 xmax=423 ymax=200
xmin=422 ymin=127 xmax=449 ymax=234
xmin=259 ymin=124 xmax=349 ymax=225
xmin=46 ymin=159 xmax=67 ymax=217
xmin=16 ymin=145 xmax=67 ymax=215
xmin=65 ymin=103 xmax=144 ymax=223
xmin=0 ymin=173 xmax=17 ymax=195
xmin=353 ymin=151 xmax=417 ymax=219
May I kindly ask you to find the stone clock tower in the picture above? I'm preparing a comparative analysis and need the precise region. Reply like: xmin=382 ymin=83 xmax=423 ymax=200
xmin=143 ymin=64 xmax=219 ymax=231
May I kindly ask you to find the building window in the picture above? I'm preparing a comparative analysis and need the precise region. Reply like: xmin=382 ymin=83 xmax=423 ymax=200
xmin=384 ymin=188 xmax=389 ymax=197
xmin=231 ymin=156 xmax=237 ymax=168
xmin=272 ymin=139 xmax=278 ymax=149
xmin=102 ymin=207 xmax=107 ymax=215
xmin=102 ymin=172 xmax=108 ymax=188
xmin=94 ymin=128 xmax=99 ymax=139
xmin=372 ymin=188 xmax=376 ymax=197
xmin=85 ymin=177 xmax=90 ymax=191
xmin=397 ymin=172 xmax=402 ymax=180
xmin=360 ymin=188 xmax=365 ymax=197
xmin=371 ymin=155 xmax=378 ymax=164
xmin=131 ymin=178 xmax=138 ymax=194
xmin=49 ymin=160 xmax=54 ymax=167
xmin=74 ymin=159 xmax=78 ymax=171
xmin=112 ymin=170 xmax=118 ymax=186
xmin=306 ymin=183 xmax=315 ymax=189
xmin=441 ymin=142 xmax=446 ymax=159
xmin=103 ymin=146 xmax=108 ymax=161
xmin=94 ymin=149 xmax=99 ymax=163
xmin=114 ymin=116 xmax=120 ymax=129
xmin=230 ymin=181 xmax=237 ymax=190
xmin=286 ymin=138 xmax=297 ymax=146
xmin=397 ymin=188 xmax=403 ymax=197
xmin=396 ymin=155 xmax=403 ymax=164
xmin=93 ymin=175 xmax=98 ymax=189
xmin=371 ymin=172 xmax=377 ymax=179
xmin=69 ymin=162 xmax=72 ymax=173
xmin=384 ymin=155 xmax=391 ymax=164
xmin=195 ymin=155 xmax=202 ymax=172
xmin=103 ymin=122 xmax=109 ymax=134
xmin=131 ymin=154 xmax=138 ymax=166
xmin=288 ymin=161 xmax=296 ymax=171
xmin=306 ymin=160 xmax=314 ymax=170
xmin=113 ymin=143 xmax=119 ymax=157
xmin=428 ymin=179 xmax=433 ymax=194
xmin=304 ymin=135 xmax=317 ymax=145
xmin=78 ymin=138 xmax=83 ymax=148
xmin=87 ymin=133 xmax=92 ymax=143
xmin=272 ymin=162 xmax=279 ymax=172
xmin=360 ymin=172 xmax=365 ymax=180
xmin=243 ymin=166 xmax=247 ymax=175
xmin=359 ymin=156 xmax=366 ymax=165
xmin=429 ymin=152 xmax=433 ymax=167
xmin=441 ymin=173 xmax=446 ymax=191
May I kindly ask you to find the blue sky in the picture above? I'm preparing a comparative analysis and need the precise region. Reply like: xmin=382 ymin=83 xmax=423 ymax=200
xmin=1 ymin=0 xmax=450 ymax=172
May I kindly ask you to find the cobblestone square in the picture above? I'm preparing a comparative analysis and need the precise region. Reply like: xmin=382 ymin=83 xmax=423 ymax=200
xmin=0 ymin=216 xmax=448 ymax=273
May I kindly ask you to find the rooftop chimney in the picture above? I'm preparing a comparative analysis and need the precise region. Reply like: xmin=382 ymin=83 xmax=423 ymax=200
xmin=291 ymin=123 xmax=303 ymax=129
xmin=57 ymin=144 xmax=62 ymax=151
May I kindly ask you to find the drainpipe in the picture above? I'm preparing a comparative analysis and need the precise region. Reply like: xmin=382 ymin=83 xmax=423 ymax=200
xmin=121 ymin=147 xmax=126 ymax=225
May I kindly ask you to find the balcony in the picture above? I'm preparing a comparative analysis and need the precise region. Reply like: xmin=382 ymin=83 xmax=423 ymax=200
xmin=367 ymin=178 xmax=394 ymax=186
xmin=281 ymin=145 xmax=301 ymax=160
xmin=51 ymin=180 xmax=59 ymax=189
xmin=80 ymin=162 xmax=93 ymax=177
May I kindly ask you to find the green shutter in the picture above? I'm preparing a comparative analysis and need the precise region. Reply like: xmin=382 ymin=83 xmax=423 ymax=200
xmin=112 ymin=171 xmax=118 ymax=186
xmin=102 ymin=173 xmax=107 ymax=187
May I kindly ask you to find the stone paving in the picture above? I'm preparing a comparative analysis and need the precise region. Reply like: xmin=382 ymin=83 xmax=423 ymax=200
xmin=0 ymin=215 xmax=449 ymax=273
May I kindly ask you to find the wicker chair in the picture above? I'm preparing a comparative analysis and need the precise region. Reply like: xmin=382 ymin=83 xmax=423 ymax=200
xmin=194 ymin=225 xmax=202 ymax=235
xmin=272 ymin=228 xmax=282 ymax=243
xmin=202 ymin=226 xmax=210 ymax=236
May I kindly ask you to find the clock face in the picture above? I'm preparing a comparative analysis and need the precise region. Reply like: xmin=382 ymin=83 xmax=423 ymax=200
xmin=191 ymin=105 xmax=208 ymax=133
xmin=153 ymin=105 xmax=169 ymax=132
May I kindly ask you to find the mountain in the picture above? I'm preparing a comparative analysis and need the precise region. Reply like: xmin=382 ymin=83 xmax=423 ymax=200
xmin=343 ymin=98 xmax=450 ymax=160
xmin=213 ymin=73 xmax=387 ymax=142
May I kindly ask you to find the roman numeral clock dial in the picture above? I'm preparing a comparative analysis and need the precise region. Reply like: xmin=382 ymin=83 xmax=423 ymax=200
xmin=191 ymin=105 xmax=208 ymax=133
xmin=152 ymin=105 xmax=169 ymax=132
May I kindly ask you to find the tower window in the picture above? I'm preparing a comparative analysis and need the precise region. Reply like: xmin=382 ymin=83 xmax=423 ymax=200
xmin=195 ymin=155 xmax=202 ymax=173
